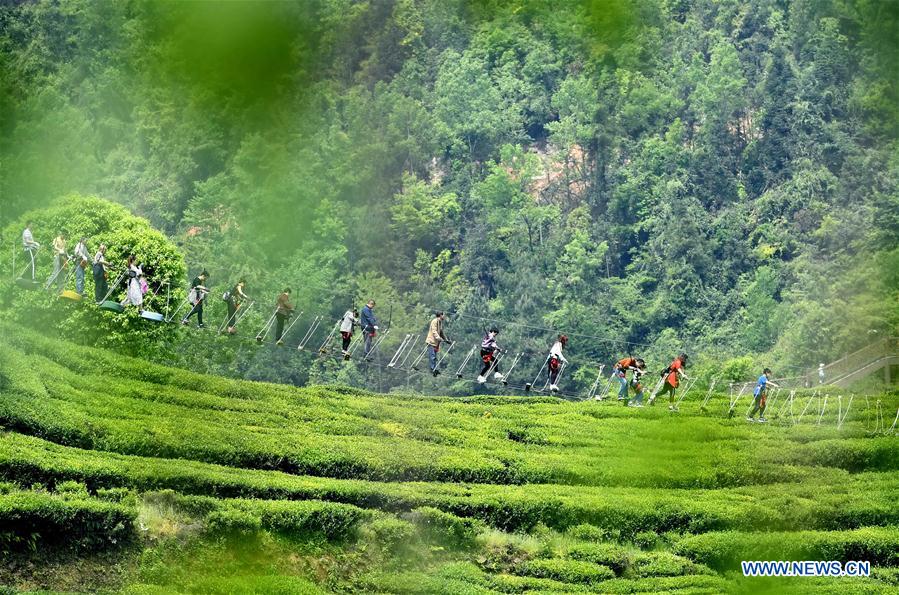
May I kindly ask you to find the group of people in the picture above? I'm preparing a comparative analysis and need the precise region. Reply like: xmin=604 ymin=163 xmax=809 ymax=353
xmin=20 ymin=224 xmax=783 ymax=414
xmin=21 ymin=222 xmax=121 ymax=304
xmin=338 ymin=300 xmax=380 ymax=357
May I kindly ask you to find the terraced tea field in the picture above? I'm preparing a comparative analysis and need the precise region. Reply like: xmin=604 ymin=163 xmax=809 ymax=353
xmin=1 ymin=322 xmax=897 ymax=593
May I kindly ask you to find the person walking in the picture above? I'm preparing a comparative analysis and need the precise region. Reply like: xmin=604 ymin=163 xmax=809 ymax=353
xmin=748 ymin=368 xmax=780 ymax=423
xmin=360 ymin=300 xmax=378 ymax=358
xmin=73 ymin=237 xmax=90 ymax=295
xmin=22 ymin=221 xmax=40 ymax=281
xmin=224 ymin=280 xmax=250 ymax=334
xmin=627 ymin=360 xmax=648 ymax=407
xmin=92 ymin=245 xmax=110 ymax=302
xmin=182 ymin=270 xmax=210 ymax=328
xmin=120 ymin=255 xmax=143 ymax=308
xmin=274 ymin=288 xmax=294 ymax=345
xmin=547 ymin=334 xmax=569 ymax=392
xmin=340 ymin=307 xmax=358 ymax=356
xmin=657 ymin=353 xmax=689 ymax=411
xmin=47 ymin=232 xmax=68 ymax=292
xmin=613 ymin=356 xmax=644 ymax=401
xmin=426 ymin=312 xmax=451 ymax=376
xmin=477 ymin=327 xmax=503 ymax=383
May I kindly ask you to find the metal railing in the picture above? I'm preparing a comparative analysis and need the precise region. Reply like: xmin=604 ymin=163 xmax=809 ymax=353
xmin=728 ymin=337 xmax=898 ymax=395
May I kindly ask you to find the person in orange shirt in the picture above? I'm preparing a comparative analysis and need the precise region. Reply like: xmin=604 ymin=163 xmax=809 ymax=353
xmin=657 ymin=353 xmax=689 ymax=411
xmin=613 ymin=356 xmax=644 ymax=401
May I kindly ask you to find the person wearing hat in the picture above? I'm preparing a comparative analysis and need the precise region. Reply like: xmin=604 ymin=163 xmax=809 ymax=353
xmin=274 ymin=288 xmax=295 ymax=345
xmin=426 ymin=311 xmax=451 ymax=376
xmin=477 ymin=327 xmax=503 ymax=383
xmin=748 ymin=368 xmax=780 ymax=423
xmin=547 ymin=334 xmax=569 ymax=392
xmin=182 ymin=270 xmax=210 ymax=328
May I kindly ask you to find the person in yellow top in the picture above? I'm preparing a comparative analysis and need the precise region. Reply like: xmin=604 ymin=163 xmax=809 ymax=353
xmin=426 ymin=311 xmax=452 ymax=377
xmin=47 ymin=232 xmax=68 ymax=292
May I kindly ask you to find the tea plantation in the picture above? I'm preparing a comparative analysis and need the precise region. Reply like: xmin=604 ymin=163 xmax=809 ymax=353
xmin=1 ymin=321 xmax=897 ymax=593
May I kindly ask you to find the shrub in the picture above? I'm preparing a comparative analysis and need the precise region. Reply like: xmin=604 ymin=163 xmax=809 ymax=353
xmin=0 ymin=489 xmax=134 ymax=552
xmin=566 ymin=524 xmax=609 ymax=542
xmin=565 ymin=542 xmax=630 ymax=575
xmin=204 ymin=508 xmax=262 ymax=536
xmin=674 ymin=527 xmax=899 ymax=570
xmin=515 ymin=558 xmax=615 ymax=584
xmin=408 ymin=506 xmax=485 ymax=548
xmin=633 ymin=530 xmax=659 ymax=549
xmin=361 ymin=516 xmax=418 ymax=554
xmin=630 ymin=551 xmax=710 ymax=577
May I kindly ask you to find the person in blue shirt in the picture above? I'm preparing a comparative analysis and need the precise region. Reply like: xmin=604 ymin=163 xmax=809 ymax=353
xmin=747 ymin=368 xmax=780 ymax=423
xmin=360 ymin=299 xmax=378 ymax=358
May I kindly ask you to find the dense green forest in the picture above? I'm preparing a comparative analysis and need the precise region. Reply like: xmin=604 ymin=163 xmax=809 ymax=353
xmin=2 ymin=0 xmax=898 ymax=392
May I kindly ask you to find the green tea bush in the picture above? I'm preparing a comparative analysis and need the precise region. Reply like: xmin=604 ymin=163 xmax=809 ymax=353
xmin=0 ymin=489 xmax=134 ymax=551
xmin=564 ymin=542 xmax=630 ymax=575
xmin=566 ymin=524 xmax=609 ymax=542
xmin=630 ymin=551 xmax=711 ymax=577
xmin=514 ymin=558 xmax=615 ymax=584
xmin=361 ymin=516 xmax=418 ymax=554
xmin=632 ymin=529 xmax=660 ymax=549
xmin=584 ymin=574 xmax=730 ymax=593
xmin=204 ymin=508 xmax=262 ymax=536
xmin=408 ymin=506 xmax=485 ymax=548
xmin=674 ymin=527 xmax=899 ymax=569
xmin=3 ymin=431 xmax=899 ymax=538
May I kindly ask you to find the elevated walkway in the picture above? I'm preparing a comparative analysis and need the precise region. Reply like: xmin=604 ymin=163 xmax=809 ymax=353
xmin=730 ymin=337 xmax=898 ymax=394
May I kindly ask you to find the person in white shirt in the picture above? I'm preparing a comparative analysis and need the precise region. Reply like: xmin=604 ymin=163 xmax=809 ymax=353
xmin=21 ymin=221 xmax=40 ymax=281
xmin=547 ymin=334 xmax=569 ymax=392
xmin=121 ymin=254 xmax=143 ymax=308
xmin=339 ymin=308 xmax=358 ymax=355
xmin=73 ymin=237 xmax=90 ymax=295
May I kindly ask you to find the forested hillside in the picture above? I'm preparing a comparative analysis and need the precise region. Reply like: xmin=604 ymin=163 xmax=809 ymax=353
xmin=2 ymin=0 xmax=898 ymax=390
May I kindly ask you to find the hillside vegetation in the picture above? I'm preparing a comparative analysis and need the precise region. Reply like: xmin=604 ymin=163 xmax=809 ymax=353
xmin=2 ymin=0 xmax=898 ymax=393
xmin=1 ymin=321 xmax=897 ymax=593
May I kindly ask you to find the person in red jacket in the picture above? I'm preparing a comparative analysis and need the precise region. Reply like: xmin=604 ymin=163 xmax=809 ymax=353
xmin=657 ymin=353 xmax=689 ymax=411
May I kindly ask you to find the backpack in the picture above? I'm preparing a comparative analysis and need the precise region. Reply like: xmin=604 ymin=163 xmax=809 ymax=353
xmin=659 ymin=366 xmax=671 ymax=378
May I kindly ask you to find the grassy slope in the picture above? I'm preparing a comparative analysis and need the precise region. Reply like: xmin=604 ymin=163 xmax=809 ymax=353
xmin=0 ymin=321 xmax=897 ymax=593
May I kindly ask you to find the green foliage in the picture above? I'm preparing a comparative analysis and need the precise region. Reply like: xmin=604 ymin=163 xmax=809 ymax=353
xmin=514 ymin=557 xmax=615 ymax=584
xmin=2 ymin=0 xmax=897 ymax=389
xmin=0 ymin=487 xmax=134 ymax=553
xmin=0 ymin=326 xmax=897 ymax=591
xmin=674 ymin=527 xmax=899 ymax=570
xmin=0 ymin=195 xmax=185 ymax=357
xmin=409 ymin=506 xmax=485 ymax=548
